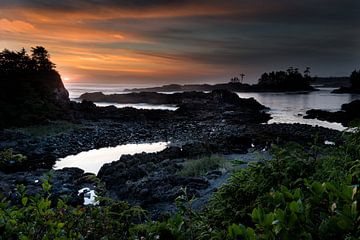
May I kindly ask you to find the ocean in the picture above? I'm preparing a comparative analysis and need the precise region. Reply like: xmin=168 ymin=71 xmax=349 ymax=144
xmin=64 ymin=83 xmax=360 ymax=131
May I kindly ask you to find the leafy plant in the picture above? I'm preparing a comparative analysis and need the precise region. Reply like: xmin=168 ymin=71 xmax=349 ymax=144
xmin=0 ymin=180 xmax=146 ymax=239
xmin=0 ymin=148 xmax=27 ymax=171
xmin=2 ymin=127 xmax=360 ymax=239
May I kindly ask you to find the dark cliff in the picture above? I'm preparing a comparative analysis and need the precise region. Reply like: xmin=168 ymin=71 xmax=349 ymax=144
xmin=0 ymin=70 xmax=70 ymax=127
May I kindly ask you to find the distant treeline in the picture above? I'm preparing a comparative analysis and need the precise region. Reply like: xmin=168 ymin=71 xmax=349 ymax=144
xmin=350 ymin=69 xmax=360 ymax=89
xmin=256 ymin=67 xmax=312 ymax=90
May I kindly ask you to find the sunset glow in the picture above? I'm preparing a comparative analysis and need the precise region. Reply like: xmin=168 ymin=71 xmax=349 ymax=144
xmin=0 ymin=1 xmax=359 ymax=84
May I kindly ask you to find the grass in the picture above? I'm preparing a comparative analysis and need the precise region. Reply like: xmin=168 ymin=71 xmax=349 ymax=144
xmin=177 ymin=155 xmax=233 ymax=177
xmin=0 ymin=148 xmax=27 ymax=163
xmin=15 ymin=120 xmax=80 ymax=137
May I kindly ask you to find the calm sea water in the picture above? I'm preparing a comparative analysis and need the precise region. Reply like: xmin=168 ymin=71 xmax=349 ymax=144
xmin=64 ymin=82 xmax=153 ymax=99
xmin=65 ymin=83 xmax=360 ymax=131
xmin=236 ymin=89 xmax=360 ymax=131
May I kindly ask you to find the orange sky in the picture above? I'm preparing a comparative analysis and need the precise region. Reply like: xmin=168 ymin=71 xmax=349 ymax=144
xmin=0 ymin=1 xmax=359 ymax=84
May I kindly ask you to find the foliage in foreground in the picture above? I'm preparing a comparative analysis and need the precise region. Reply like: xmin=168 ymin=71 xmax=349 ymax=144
xmin=0 ymin=181 xmax=145 ymax=240
xmin=1 ymin=129 xmax=360 ymax=239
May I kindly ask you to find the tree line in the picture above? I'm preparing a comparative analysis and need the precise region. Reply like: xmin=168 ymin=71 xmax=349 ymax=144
xmin=0 ymin=46 xmax=55 ymax=75
xmin=257 ymin=67 xmax=312 ymax=89
xmin=350 ymin=69 xmax=360 ymax=89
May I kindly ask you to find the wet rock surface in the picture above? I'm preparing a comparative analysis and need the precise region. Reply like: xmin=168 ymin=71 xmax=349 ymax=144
xmin=0 ymin=89 xmax=343 ymax=212
xmin=305 ymin=100 xmax=360 ymax=126
xmin=98 ymin=147 xmax=207 ymax=206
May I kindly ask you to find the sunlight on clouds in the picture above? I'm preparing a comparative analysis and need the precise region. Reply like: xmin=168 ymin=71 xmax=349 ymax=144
xmin=0 ymin=19 xmax=35 ymax=33
xmin=77 ymin=65 xmax=155 ymax=73
xmin=0 ymin=4 xmax=242 ymax=83
xmin=1 ymin=1 xmax=355 ymax=83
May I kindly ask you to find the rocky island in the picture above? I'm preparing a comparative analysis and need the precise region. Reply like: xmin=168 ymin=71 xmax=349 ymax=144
xmin=124 ymin=67 xmax=315 ymax=93
xmin=332 ymin=69 xmax=360 ymax=93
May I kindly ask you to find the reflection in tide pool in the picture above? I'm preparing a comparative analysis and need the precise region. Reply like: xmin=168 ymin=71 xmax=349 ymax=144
xmin=54 ymin=142 xmax=169 ymax=174
xmin=236 ymin=88 xmax=360 ymax=131
xmin=78 ymin=188 xmax=98 ymax=205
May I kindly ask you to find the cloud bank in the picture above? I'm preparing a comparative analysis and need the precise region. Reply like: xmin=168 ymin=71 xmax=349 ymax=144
xmin=0 ymin=0 xmax=359 ymax=83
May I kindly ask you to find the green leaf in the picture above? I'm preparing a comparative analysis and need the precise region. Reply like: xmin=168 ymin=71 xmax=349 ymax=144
xmin=252 ymin=208 xmax=263 ymax=222
xmin=228 ymin=224 xmax=245 ymax=238
xmin=57 ymin=222 xmax=65 ymax=228
xmin=289 ymin=201 xmax=298 ymax=213
xmin=293 ymin=188 xmax=301 ymax=199
xmin=311 ymin=181 xmax=324 ymax=194
xmin=351 ymin=201 xmax=357 ymax=217
xmin=233 ymin=160 xmax=246 ymax=165
xmin=247 ymin=227 xmax=257 ymax=240
xmin=337 ymin=219 xmax=351 ymax=230
xmin=264 ymin=213 xmax=274 ymax=226
xmin=42 ymin=180 xmax=51 ymax=192
xmin=21 ymin=197 xmax=28 ymax=206
xmin=274 ymin=209 xmax=285 ymax=222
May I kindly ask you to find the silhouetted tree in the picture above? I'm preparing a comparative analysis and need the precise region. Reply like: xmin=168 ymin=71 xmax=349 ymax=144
xmin=350 ymin=69 xmax=360 ymax=89
xmin=0 ymin=48 xmax=34 ymax=74
xmin=240 ymin=73 xmax=245 ymax=83
xmin=0 ymin=46 xmax=55 ymax=75
xmin=230 ymin=77 xmax=240 ymax=83
xmin=31 ymin=46 xmax=55 ymax=71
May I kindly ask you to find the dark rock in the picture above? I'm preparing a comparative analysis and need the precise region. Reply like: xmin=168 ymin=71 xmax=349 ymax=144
xmin=304 ymin=100 xmax=360 ymax=126
xmin=124 ymin=81 xmax=316 ymax=93
xmin=0 ymin=70 xmax=70 ymax=128
xmin=332 ymin=86 xmax=360 ymax=94
xmin=98 ymin=146 xmax=213 ymax=208
xmin=0 ymin=168 xmax=88 ymax=206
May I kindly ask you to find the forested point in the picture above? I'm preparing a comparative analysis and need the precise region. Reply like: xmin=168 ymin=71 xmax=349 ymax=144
xmin=257 ymin=67 xmax=312 ymax=90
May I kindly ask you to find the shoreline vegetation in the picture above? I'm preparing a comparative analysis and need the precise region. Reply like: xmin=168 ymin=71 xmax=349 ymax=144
xmin=1 ymin=47 xmax=360 ymax=239
xmin=124 ymin=67 xmax=315 ymax=93
xmin=332 ymin=70 xmax=360 ymax=94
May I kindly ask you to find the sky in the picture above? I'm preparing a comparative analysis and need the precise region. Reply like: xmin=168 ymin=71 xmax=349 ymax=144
xmin=0 ymin=0 xmax=359 ymax=84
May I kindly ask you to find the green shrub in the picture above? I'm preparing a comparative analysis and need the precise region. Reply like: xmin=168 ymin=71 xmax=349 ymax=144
xmin=1 ymin=128 xmax=360 ymax=239
xmin=0 ymin=181 xmax=146 ymax=239
xmin=177 ymin=155 xmax=229 ymax=177
xmin=0 ymin=148 xmax=27 ymax=170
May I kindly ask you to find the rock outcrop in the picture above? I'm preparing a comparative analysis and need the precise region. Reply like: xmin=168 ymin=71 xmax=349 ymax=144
xmin=304 ymin=100 xmax=360 ymax=126
xmin=332 ymin=87 xmax=360 ymax=94
xmin=0 ymin=70 xmax=70 ymax=127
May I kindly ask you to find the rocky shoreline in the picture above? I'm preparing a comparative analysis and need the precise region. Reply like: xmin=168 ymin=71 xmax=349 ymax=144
xmin=304 ymin=99 xmax=360 ymax=126
xmin=0 ymin=89 xmax=343 ymax=214
xmin=0 ymin=118 xmax=342 ymax=212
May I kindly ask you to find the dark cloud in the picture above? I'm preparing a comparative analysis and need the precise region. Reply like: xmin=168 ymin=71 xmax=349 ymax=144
xmin=1 ymin=0 xmax=358 ymax=83
xmin=0 ymin=0 xmax=202 ymax=10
